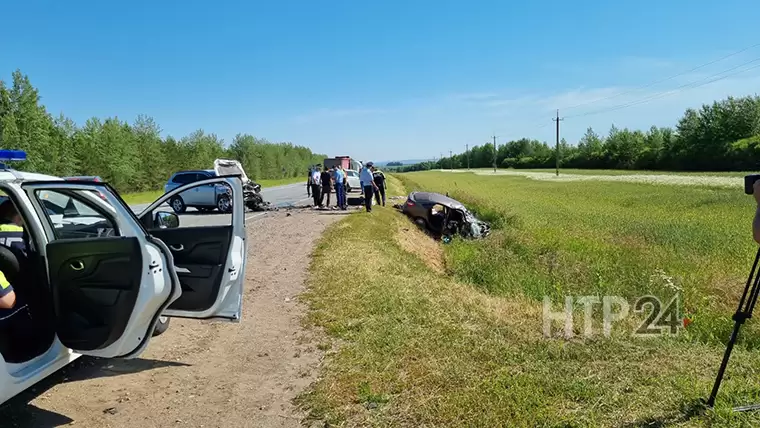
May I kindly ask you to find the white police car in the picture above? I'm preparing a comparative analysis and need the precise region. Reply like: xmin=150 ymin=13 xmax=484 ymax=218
xmin=0 ymin=150 xmax=248 ymax=406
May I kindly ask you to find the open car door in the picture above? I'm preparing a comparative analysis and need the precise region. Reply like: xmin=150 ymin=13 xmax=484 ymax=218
xmin=137 ymin=175 xmax=247 ymax=321
xmin=21 ymin=181 xmax=182 ymax=358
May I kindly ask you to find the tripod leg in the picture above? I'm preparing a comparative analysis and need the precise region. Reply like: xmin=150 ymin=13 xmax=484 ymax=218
xmin=706 ymin=248 xmax=760 ymax=408
xmin=707 ymin=320 xmax=744 ymax=407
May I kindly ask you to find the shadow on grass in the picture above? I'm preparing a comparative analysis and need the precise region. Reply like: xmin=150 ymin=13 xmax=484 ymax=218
xmin=617 ymin=398 xmax=710 ymax=427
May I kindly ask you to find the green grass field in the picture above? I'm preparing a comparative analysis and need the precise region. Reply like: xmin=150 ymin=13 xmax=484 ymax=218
xmin=300 ymin=170 xmax=760 ymax=427
xmin=469 ymin=167 xmax=752 ymax=177
xmin=120 ymin=176 xmax=306 ymax=204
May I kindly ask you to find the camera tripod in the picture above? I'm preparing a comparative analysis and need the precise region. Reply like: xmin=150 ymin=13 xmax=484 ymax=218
xmin=707 ymin=247 xmax=760 ymax=411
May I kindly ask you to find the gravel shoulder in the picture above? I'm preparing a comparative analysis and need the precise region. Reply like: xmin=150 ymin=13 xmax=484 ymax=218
xmin=4 ymin=209 xmax=346 ymax=428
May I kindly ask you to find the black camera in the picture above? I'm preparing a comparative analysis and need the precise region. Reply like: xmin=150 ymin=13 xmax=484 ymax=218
xmin=746 ymin=174 xmax=760 ymax=195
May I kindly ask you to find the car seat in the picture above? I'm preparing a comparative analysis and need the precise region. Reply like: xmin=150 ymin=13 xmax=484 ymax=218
xmin=0 ymin=245 xmax=53 ymax=363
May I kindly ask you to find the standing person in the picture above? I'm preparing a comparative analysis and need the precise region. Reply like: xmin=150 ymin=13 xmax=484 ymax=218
xmin=333 ymin=166 xmax=346 ymax=210
xmin=360 ymin=162 xmax=379 ymax=212
xmin=306 ymin=166 xmax=313 ymax=197
xmin=311 ymin=166 xmax=322 ymax=206
xmin=340 ymin=166 xmax=348 ymax=204
xmin=320 ymin=167 xmax=333 ymax=207
xmin=371 ymin=166 xmax=387 ymax=207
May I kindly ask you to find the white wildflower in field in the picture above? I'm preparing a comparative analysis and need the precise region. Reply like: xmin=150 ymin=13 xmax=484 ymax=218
xmin=649 ymin=268 xmax=682 ymax=292
xmin=463 ymin=170 xmax=742 ymax=188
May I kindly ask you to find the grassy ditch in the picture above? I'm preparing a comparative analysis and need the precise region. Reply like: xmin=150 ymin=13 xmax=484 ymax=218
xmin=299 ymin=170 xmax=760 ymax=427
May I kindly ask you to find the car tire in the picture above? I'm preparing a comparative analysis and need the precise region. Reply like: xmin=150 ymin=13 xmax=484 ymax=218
xmin=170 ymin=196 xmax=186 ymax=214
xmin=413 ymin=217 xmax=427 ymax=229
xmin=153 ymin=316 xmax=170 ymax=336
xmin=217 ymin=194 xmax=232 ymax=213
xmin=346 ymin=185 xmax=352 ymax=193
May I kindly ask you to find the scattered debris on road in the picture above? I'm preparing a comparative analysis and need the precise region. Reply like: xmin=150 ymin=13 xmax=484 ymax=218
xmin=394 ymin=191 xmax=491 ymax=241
xmin=213 ymin=158 xmax=279 ymax=212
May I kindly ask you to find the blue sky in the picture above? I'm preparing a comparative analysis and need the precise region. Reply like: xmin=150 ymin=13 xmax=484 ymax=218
xmin=2 ymin=0 xmax=760 ymax=162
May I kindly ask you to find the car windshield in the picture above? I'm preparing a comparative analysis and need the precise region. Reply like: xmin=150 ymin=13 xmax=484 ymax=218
xmin=38 ymin=190 xmax=104 ymax=220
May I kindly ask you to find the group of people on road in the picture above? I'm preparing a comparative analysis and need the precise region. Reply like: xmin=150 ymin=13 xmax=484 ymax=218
xmin=306 ymin=162 xmax=386 ymax=212
xmin=308 ymin=164 xmax=349 ymax=210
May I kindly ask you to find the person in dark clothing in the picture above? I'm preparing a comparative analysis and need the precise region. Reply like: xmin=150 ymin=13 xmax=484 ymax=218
xmin=310 ymin=167 xmax=322 ymax=206
xmin=320 ymin=167 xmax=333 ymax=207
xmin=306 ymin=167 xmax=313 ymax=197
xmin=371 ymin=166 xmax=386 ymax=206
xmin=359 ymin=162 xmax=378 ymax=212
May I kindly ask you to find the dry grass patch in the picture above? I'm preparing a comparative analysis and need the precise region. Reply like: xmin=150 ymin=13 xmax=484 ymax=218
xmin=393 ymin=224 xmax=446 ymax=274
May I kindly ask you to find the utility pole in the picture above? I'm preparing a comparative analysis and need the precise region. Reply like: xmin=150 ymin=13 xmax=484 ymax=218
xmin=449 ymin=150 xmax=453 ymax=170
xmin=466 ymin=144 xmax=470 ymax=170
xmin=440 ymin=152 xmax=443 ymax=171
xmin=492 ymin=134 xmax=498 ymax=172
xmin=552 ymin=109 xmax=563 ymax=176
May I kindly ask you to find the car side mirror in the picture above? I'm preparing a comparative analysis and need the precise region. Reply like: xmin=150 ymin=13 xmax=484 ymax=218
xmin=155 ymin=211 xmax=179 ymax=229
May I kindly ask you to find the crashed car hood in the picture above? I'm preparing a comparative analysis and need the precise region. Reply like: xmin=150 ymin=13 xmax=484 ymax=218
xmin=459 ymin=210 xmax=490 ymax=238
xmin=214 ymin=159 xmax=249 ymax=182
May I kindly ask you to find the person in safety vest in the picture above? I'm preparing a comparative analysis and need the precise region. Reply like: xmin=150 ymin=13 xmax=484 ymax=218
xmin=0 ymin=199 xmax=25 ymax=253
xmin=0 ymin=199 xmax=24 ymax=310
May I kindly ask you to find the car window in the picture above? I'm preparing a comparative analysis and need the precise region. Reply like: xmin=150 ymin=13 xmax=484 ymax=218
xmin=172 ymin=173 xmax=197 ymax=184
xmin=35 ymin=189 xmax=119 ymax=240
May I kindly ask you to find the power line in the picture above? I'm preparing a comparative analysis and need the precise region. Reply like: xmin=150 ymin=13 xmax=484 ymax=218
xmin=565 ymin=57 xmax=760 ymax=119
xmin=492 ymin=135 xmax=498 ymax=172
xmin=559 ymin=42 xmax=760 ymax=111
xmin=552 ymin=110 xmax=563 ymax=176
xmin=494 ymin=43 xmax=760 ymax=136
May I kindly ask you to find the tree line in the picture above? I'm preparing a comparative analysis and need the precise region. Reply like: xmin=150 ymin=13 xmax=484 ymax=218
xmin=394 ymin=94 xmax=760 ymax=173
xmin=0 ymin=70 xmax=326 ymax=193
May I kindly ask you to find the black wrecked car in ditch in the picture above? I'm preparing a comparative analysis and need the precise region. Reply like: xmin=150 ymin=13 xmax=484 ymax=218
xmin=394 ymin=191 xmax=490 ymax=240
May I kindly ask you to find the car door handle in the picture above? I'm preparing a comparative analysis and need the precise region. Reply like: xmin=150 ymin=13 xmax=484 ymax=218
xmin=169 ymin=244 xmax=184 ymax=251
xmin=70 ymin=260 xmax=85 ymax=271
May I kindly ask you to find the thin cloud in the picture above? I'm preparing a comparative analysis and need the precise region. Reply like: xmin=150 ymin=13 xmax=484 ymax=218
xmin=283 ymin=55 xmax=760 ymax=158
xmin=291 ymin=107 xmax=389 ymax=124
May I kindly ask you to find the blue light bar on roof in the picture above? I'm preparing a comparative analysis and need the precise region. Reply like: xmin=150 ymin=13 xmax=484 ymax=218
xmin=0 ymin=150 xmax=27 ymax=162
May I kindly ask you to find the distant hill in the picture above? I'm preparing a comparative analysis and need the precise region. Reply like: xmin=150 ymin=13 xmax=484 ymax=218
xmin=374 ymin=159 xmax=429 ymax=167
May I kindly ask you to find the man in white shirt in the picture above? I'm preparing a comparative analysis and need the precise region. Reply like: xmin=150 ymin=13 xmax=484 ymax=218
xmin=359 ymin=162 xmax=379 ymax=212
xmin=311 ymin=167 xmax=322 ymax=206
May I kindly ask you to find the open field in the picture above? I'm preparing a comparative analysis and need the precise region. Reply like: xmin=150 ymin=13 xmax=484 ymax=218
xmin=437 ymin=168 xmax=748 ymax=189
xmin=299 ymin=170 xmax=760 ymax=427
xmin=121 ymin=190 xmax=165 ymax=205
xmin=474 ymin=168 xmax=753 ymax=178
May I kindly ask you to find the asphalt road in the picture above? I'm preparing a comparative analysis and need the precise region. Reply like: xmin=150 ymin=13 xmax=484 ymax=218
xmin=128 ymin=182 xmax=313 ymax=227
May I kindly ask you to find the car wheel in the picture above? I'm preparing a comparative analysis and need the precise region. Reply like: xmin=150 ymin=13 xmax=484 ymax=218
xmin=153 ymin=316 xmax=170 ymax=336
xmin=217 ymin=194 xmax=232 ymax=213
xmin=413 ymin=217 xmax=427 ymax=229
xmin=346 ymin=185 xmax=352 ymax=193
xmin=170 ymin=196 xmax=186 ymax=214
